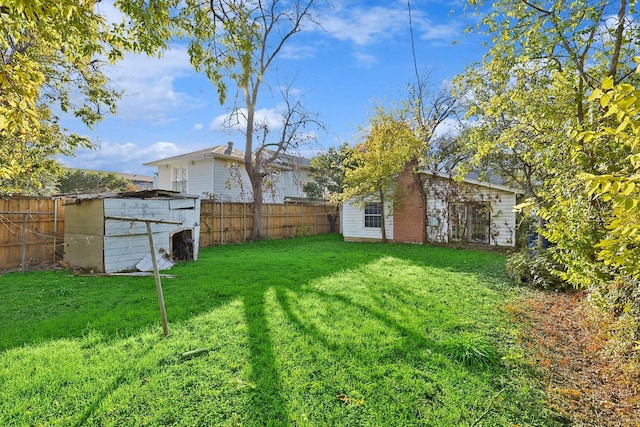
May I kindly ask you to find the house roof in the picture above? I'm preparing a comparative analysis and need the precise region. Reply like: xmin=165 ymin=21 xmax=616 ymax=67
xmin=420 ymin=170 xmax=525 ymax=195
xmin=143 ymin=143 xmax=310 ymax=169
xmin=143 ymin=144 xmax=244 ymax=166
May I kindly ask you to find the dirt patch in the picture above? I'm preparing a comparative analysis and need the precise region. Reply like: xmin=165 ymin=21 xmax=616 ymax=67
xmin=512 ymin=290 xmax=640 ymax=426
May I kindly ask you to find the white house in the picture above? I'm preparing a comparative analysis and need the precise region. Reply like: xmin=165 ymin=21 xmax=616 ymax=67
xmin=144 ymin=143 xmax=311 ymax=202
xmin=342 ymin=169 xmax=523 ymax=247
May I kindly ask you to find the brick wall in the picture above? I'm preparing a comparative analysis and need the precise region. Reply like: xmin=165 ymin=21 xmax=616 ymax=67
xmin=393 ymin=163 xmax=426 ymax=244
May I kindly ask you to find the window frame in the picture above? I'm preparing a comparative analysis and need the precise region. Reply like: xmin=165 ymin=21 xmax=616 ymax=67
xmin=448 ymin=201 xmax=491 ymax=244
xmin=364 ymin=202 xmax=382 ymax=228
xmin=172 ymin=165 xmax=188 ymax=193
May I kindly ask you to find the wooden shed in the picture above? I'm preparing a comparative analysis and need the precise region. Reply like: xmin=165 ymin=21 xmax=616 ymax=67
xmin=63 ymin=190 xmax=200 ymax=273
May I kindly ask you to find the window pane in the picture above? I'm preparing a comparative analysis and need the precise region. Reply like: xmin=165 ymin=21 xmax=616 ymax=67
xmin=469 ymin=203 xmax=490 ymax=243
xmin=364 ymin=202 xmax=382 ymax=228
xmin=449 ymin=203 xmax=466 ymax=241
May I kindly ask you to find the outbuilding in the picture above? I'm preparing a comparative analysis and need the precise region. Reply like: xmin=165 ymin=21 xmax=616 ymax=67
xmin=342 ymin=169 xmax=523 ymax=247
xmin=63 ymin=190 xmax=200 ymax=273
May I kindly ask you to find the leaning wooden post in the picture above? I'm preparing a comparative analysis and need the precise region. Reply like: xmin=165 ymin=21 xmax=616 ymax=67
xmin=145 ymin=220 xmax=169 ymax=336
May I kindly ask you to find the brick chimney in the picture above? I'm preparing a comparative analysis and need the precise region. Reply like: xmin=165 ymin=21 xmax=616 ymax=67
xmin=393 ymin=160 xmax=426 ymax=244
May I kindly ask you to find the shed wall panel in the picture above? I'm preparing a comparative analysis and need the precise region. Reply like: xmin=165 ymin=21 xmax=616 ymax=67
xmin=64 ymin=232 xmax=105 ymax=272
xmin=63 ymin=199 xmax=105 ymax=270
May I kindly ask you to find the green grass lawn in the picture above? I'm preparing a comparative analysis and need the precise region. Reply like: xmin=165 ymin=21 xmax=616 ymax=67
xmin=0 ymin=234 xmax=564 ymax=426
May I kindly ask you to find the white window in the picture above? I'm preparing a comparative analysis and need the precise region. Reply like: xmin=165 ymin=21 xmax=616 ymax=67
xmin=172 ymin=166 xmax=187 ymax=193
xmin=364 ymin=202 xmax=382 ymax=228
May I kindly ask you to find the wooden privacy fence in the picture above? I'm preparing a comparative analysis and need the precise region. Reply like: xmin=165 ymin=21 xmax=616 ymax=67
xmin=199 ymin=200 xmax=337 ymax=246
xmin=0 ymin=197 xmax=65 ymax=271
xmin=0 ymin=197 xmax=337 ymax=270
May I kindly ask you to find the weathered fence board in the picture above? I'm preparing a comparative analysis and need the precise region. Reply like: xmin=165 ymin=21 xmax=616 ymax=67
xmin=198 ymin=201 xmax=336 ymax=246
xmin=0 ymin=197 xmax=65 ymax=270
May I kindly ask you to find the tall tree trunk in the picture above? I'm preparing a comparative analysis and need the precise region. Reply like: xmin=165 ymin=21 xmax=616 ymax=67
xmin=379 ymin=189 xmax=387 ymax=242
xmin=244 ymin=85 xmax=264 ymax=241
xmin=250 ymin=170 xmax=264 ymax=240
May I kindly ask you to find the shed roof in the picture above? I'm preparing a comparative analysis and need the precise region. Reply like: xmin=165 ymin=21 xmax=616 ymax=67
xmin=64 ymin=189 xmax=199 ymax=204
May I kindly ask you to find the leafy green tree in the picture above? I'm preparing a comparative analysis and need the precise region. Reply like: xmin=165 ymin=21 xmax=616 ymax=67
xmin=118 ymin=0 xmax=322 ymax=240
xmin=304 ymin=142 xmax=354 ymax=232
xmin=342 ymin=107 xmax=423 ymax=242
xmin=458 ymin=0 xmax=640 ymax=351
xmin=0 ymin=0 xmax=169 ymax=196
xmin=457 ymin=0 xmax=638 ymax=273
xmin=0 ymin=0 xmax=121 ymax=194
xmin=578 ymin=75 xmax=640 ymax=278
xmin=57 ymin=169 xmax=136 ymax=194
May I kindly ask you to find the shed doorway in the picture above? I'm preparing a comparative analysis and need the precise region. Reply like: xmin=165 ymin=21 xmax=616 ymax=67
xmin=171 ymin=229 xmax=194 ymax=261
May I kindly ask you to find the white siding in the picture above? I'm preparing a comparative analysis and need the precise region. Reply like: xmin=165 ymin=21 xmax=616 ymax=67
xmin=489 ymin=192 xmax=517 ymax=246
xmin=187 ymin=159 xmax=214 ymax=197
xmin=155 ymin=166 xmax=173 ymax=190
xmin=342 ymin=199 xmax=394 ymax=242
xmin=280 ymin=169 xmax=310 ymax=200
xmin=148 ymin=156 xmax=309 ymax=202
xmin=424 ymin=177 xmax=517 ymax=246
xmin=212 ymin=159 xmax=252 ymax=202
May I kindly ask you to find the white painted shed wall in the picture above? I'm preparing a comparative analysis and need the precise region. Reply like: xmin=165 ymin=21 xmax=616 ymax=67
xmin=102 ymin=197 xmax=200 ymax=273
xmin=424 ymin=178 xmax=517 ymax=247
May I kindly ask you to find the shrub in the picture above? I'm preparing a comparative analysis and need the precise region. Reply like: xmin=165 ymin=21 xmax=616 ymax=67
xmin=589 ymin=276 xmax=640 ymax=357
xmin=505 ymin=250 xmax=569 ymax=291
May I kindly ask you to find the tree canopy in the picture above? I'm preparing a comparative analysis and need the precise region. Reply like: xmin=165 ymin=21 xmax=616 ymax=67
xmin=117 ymin=0 xmax=322 ymax=240
xmin=342 ymin=107 xmax=423 ymax=241
xmin=0 ymin=0 xmax=171 ymax=196
xmin=458 ymin=0 xmax=640 ymax=353
xmin=57 ymin=169 xmax=136 ymax=194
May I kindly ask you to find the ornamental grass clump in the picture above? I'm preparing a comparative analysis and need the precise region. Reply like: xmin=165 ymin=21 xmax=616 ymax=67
xmin=441 ymin=333 xmax=499 ymax=368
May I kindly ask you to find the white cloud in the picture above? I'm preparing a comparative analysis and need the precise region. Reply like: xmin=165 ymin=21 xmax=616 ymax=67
xmin=319 ymin=6 xmax=409 ymax=46
xmin=108 ymin=46 xmax=204 ymax=126
xmin=280 ymin=44 xmax=317 ymax=60
xmin=353 ymin=51 xmax=378 ymax=68
xmin=193 ymin=123 xmax=204 ymax=131
xmin=317 ymin=4 xmax=461 ymax=47
xmin=209 ymin=107 xmax=285 ymax=132
xmin=60 ymin=141 xmax=188 ymax=175
xmin=420 ymin=22 xmax=462 ymax=42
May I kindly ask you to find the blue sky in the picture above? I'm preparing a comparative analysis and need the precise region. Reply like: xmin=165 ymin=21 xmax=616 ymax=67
xmin=59 ymin=0 xmax=487 ymax=176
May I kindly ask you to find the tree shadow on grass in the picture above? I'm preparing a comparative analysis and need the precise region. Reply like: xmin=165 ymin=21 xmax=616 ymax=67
xmin=0 ymin=236 xmax=519 ymax=424
xmin=242 ymin=289 xmax=288 ymax=424
xmin=0 ymin=237 xmax=508 ymax=352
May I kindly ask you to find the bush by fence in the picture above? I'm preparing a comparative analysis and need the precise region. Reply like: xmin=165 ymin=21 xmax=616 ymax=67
xmin=0 ymin=197 xmax=337 ymax=270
